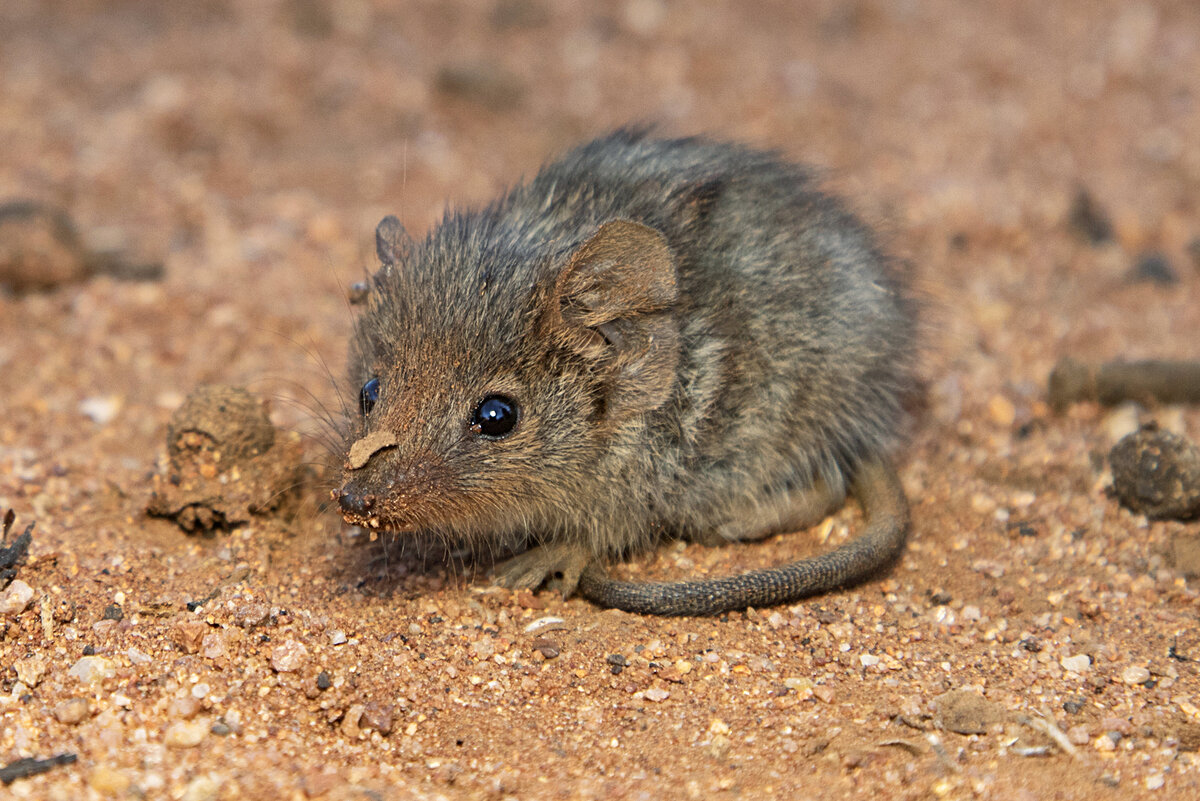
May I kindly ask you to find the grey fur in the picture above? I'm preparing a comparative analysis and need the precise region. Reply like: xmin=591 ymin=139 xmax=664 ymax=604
xmin=337 ymin=130 xmax=916 ymax=615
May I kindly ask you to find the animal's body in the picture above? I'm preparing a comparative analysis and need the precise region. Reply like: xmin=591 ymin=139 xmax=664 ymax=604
xmin=336 ymin=130 xmax=915 ymax=615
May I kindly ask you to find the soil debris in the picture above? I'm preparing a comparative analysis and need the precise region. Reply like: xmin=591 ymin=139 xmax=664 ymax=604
xmin=931 ymin=689 xmax=1010 ymax=735
xmin=146 ymin=385 xmax=310 ymax=531
xmin=1109 ymin=423 xmax=1200 ymax=520
xmin=0 ymin=200 xmax=161 ymax=293
xmin=1066 ymin=187 xmax=1114 ymax=245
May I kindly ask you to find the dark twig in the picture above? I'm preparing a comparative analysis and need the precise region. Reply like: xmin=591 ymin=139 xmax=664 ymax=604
xmin=1049 ymin=357 xmax=1200 ymax=413
xmin=0 ymin=753 xmax=77 ymax=785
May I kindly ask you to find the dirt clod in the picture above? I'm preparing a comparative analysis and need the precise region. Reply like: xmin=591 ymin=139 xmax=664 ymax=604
xmin=1109 ymin=424 xmax=1200 ymax=520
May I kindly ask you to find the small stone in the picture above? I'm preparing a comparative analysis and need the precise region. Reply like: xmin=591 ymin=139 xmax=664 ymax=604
xmin=1 ymin=579 xmax=34 ymax=616
xmin=987 ymin=395 xmax=1016 ymax=427
xmin=13 ymin=656 xmax=47 ymax=687
xmin=126 ymin=647 xmax=153 ymax=665
xmin=164 ymin=718 xmax=210 ymax=747
xmin=1101 ymin=403 xmax=1141 ymax=445
xmin=1067 ymin=724 xmax=1091 ymax=745
xmin=53 ymin=697 xmax=91 ymax=724
xmin=180 ymin=774 xmax=222 ymax=801
xmin=1121 ymin=665 xmax=1151 ymax=685
xmin=234 ymin=602 xmax=271 ymax=628
xmin=68 ymin=655 xmax=115 ymax=684
xmin=172 ymin=620 xmax=208 ymax=654
xmin=1128 ymin=252 xmax=1178 ymax=285
xmin=1060 ymin=654 xmax=1092 ymax=674
xmin=1067 ymin=187 xmax=1114 ymax=245
xmin=316 ymin=671 xmax=332 ymax=690
xmin=859 ymin=654 xmax=880 ymax=667
xmin=1063 ymin=697 xmax=1086 ymax=714
xmin=79 ymin=395 xmax=121 ymax=425
xmin=101 ymin=603 xmax=123 ymax=621
xmin=329 ymin=629 xmax=348 ymax=645
xmin=201 ymin=632 xmax=229 ymax=660
xmin=341 ymin=704 xmax=365 ymax=738
xmin=361 ymin=701 xmax=395 ymax=735
xmin=1146 ymin=774 xmax=1165 ymax=790
xmin=1093 ymin=733 xmax=1118 ymax=752
xmin=644 ymin=688 xmax=670 ymax=702
xmin=532 ymin=638 xmax=559 ymax=659
xmin=270 ymin=639 xmax=308 ymax=672
xmin=606 ymin=654 xmax=629 ymax=667
xmin=89 ymin=766 xmax=132 ymax=795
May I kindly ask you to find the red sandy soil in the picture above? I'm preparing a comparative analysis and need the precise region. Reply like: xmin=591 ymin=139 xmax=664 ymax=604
xmin=2 ymin=1 xmax=1200 ymax=799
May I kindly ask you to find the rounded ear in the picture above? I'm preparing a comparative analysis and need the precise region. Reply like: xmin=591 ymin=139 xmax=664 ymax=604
xmin=546 ymin=220 xmax=681 ymax=419
xmin=375 ymin=215 xmax=410 ymax=266
xmin=552 ymin=219 xmax=677 ymax=328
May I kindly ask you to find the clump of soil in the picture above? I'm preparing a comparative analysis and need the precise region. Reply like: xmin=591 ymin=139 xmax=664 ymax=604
xmin=1109 ymin=423 xmax=1200 ymax=520
xmin=146 ymin=385 xmax=311 ymax=531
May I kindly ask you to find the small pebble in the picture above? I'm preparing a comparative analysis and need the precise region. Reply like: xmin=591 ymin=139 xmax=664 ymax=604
xmin=165 ymin=718 xmax=210 ymax=747
xmin=1128 ymin=252 xmax=1177 ymax=285
xmin=1146 ymin=774 xmax=1165 ymax=790
xmin=329 ymin=629 xmax=348 ymax=645
xmin=270 ymin=639 xmax=309 ymax=672
xmin=1121 ymin=665 xmax=1151 ymax=685
xmin=1060 ymin=654 xmax=1092 ymax=673
xmin=14 ymin=656 xmax=47 ymax=686
xmin=180 ymin=774 xmax=222 ymax=801
xmin=523 ymin=616 xmax=565 ymax=634
xmin=126 ymin=647 xmax=153 ymax=665
xmin=316 ymin=671 xmax=332 ymax=690
xmin=644 ymin=688 xmax=670 ymax=702
xmin=79 ymin=395 xmax=121 ymax=425
xmin=1067 ymin=187 xmax=1114 ymax=244
xmin=859 ymin=654 xmax=880 ymax=667
xmin=89 ymin=766 xmax=132 ymax=795
xmin=532 ymin=638 xmax=559 ymax=659
xmin=1067 ymin=724 xmax=1091 ymax=745
xmin=53 ymin=697 xmax=91 ymax=724
xmin=361 ymin=701 xmax=395 ymax=735
xmin=1 ymin=579 xmax=35 ymax=616
xmin=68 ymin=655 xmax=115 ymax=684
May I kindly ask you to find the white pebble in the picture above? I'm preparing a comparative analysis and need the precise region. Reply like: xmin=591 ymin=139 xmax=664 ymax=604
xmin=0 ymin=579 xmax=34 ymax=616
xmin=859 ymin=654 xmax=880 ymax=667
xmin=270 ymin=640 xmax=308 ymax=672
xmin=644 ymin=688 xmax=670 ymax=702
xmin=1060 ymin=654 xmax=1092 ymax=674
xmin=164 ymin=719 xmax=210 ymax=747
xmin=1121 ymin=665 xmax=1151 ymax=685
xmin=79 ymin=395 xmax=121 ymax=425
xmin=69 ymin=655 xmax=116 ymax=684
xmin=523 ymin=616 xmax=566 ymax=634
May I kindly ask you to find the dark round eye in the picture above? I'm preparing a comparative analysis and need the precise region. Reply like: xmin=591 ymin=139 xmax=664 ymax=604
xmin=359 ymin=377 xmax=380 ymax=415
xmin=471 ymin=395 xmax=518 ymax=438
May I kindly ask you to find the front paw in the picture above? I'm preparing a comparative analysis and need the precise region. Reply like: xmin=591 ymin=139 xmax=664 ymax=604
xmin=494 ymin=543 xmax=592 ymax=598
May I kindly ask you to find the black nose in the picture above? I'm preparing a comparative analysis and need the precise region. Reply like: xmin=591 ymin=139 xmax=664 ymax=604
xmin=336 ymin=488 xmax=376 ymax=516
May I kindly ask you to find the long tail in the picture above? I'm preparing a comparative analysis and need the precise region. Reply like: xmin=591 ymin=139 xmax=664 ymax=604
xmin=576 ymin=456 xmax=909 ymax=616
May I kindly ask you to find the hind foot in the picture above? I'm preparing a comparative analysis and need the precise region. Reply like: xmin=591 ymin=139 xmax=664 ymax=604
xmin=494 ymin=542 xmax=592 ymax=598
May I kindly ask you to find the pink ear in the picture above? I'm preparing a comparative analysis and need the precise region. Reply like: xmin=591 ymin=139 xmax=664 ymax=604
xmin=550 ymin=220 xmax=681 ymax=419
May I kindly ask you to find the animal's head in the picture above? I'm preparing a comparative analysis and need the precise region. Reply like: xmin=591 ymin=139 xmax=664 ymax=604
xmin=335 ymin=214 xmax=679 ymax=542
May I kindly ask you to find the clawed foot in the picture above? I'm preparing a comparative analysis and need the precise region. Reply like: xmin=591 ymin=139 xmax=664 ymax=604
xmin=494 ymin=543 xmax=592 ymax=598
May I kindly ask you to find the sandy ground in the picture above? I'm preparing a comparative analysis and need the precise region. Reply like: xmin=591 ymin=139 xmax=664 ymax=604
xmin=2 ymin=1 xmax=1200 ymax=799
